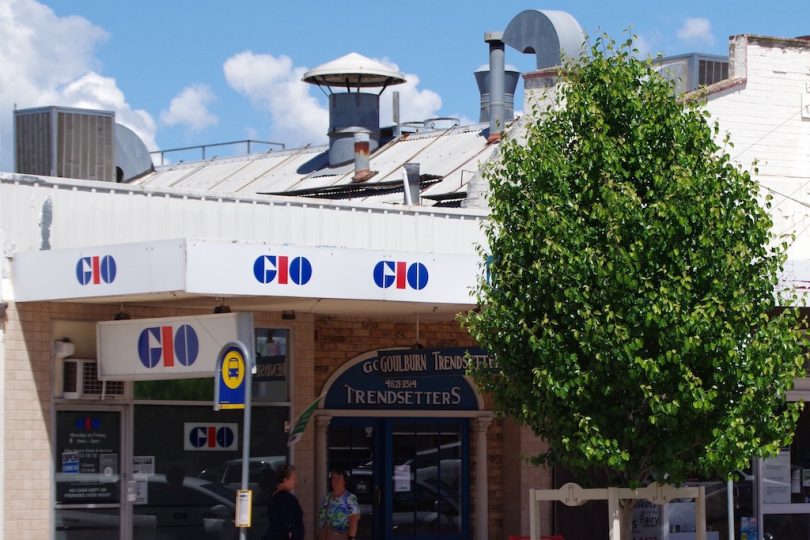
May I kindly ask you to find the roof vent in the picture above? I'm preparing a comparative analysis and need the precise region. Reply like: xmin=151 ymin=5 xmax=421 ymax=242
xmin=303 ymin=53 xmax=406 ymax=167
xmin=503 ymin=9 xmax=586 ymax=70
xmin=474 ymin=64 xmax=520 ymax=123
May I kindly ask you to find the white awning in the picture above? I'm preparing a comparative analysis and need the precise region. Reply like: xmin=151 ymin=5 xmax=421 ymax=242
xmin=11 ymin=239 xmax=481 ymax=306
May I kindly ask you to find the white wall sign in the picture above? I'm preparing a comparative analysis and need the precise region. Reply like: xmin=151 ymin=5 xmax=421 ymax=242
xmin=12 ymin=239 xmax=481 ymax=305
xmin=183 ymin=423 xmax=239 ymax=451
xmin=97 ymin=312 xmax=254 ymax=381
xmin=12 ymin=239 xmax=186 ymax=301
xmin=184 ymin=240 xmax=478 ymax=304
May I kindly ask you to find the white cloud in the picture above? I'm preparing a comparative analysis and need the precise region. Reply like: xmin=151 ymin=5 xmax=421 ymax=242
xmin=161 ymin=84 xmax=218 ymax=132
xmin=223 ymin=51 xmax=328 ymax=148
xmin=56 ymin=72 xmax=157 ymax=152
xmin=223 ymin=51 xmax=445 ymax=148
xmin=677 ymin=17 xmax=714 ymax=45
xmin=0 ymin=0 xmax=157 ymax=170
xmin=374 ymin=58 xmax=443 ymax=126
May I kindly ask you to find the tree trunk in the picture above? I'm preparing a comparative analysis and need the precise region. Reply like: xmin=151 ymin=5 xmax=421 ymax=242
xmin=619 ymin=499 xmax=635 ymax=540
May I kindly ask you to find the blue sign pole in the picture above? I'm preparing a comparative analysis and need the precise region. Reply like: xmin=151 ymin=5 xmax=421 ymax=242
xmin=215 ymin=340 xmax=253 ymax=540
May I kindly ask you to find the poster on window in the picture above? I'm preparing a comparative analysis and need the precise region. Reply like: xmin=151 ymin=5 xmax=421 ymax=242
xmin=763 ymin=449 xmax=791 ymax=504
xmin=632 ymin=499 xmax=661 ymax=540
xmin=55 ymin=411 xmax=120 ymax=504
xmin=394 ymin=464 xmax=412 ymax=492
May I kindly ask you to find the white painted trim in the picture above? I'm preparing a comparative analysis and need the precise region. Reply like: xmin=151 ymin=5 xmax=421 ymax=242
xmin=0 ymin=172 xmax=489 ymax=219
xmin=762 ymin=503 xmax=810 ymax=514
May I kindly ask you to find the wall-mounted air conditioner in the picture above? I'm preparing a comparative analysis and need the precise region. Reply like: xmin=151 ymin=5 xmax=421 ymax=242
xmin=62 ymin=359 xmax=124 ymax=400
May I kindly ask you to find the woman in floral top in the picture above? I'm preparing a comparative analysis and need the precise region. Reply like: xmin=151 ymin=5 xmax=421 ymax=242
xmin=318 ymin=468 xmax=360 ymax=540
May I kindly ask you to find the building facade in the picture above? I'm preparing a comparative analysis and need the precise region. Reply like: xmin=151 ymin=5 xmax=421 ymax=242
xmin=2 ymin=11 xmax=810 ymax=540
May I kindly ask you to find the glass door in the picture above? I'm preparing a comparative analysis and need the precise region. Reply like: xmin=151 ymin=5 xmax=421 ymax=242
xmin=327 ymin=418 xmax=470 ymax=540
xmin=55 ymin=408 xmax=123 ymax=540
xmin=328 ymin=419 xmax=383 ymax=540
xmin=387 ymin=420 xmax=469 ymax=540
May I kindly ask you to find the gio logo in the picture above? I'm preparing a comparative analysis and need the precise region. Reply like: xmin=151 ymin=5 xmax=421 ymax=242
xmin=76 ymin=255 xmax=116 ymax=285
xmin=253 ymin=255 xmax=312 ymax=285
xmin=188 ymin=426 xmax=235 ymax=449
xmin=373 ymin=261 xmax=429 ymax=290
xmin=74 ymin=416 xmax=101 ymax=431
xmin=138 ymin=325 xmax=199 ymax=369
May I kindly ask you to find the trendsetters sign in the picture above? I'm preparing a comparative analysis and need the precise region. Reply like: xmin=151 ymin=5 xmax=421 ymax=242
xmin=323 ymin=348 xmax=493 ymax=411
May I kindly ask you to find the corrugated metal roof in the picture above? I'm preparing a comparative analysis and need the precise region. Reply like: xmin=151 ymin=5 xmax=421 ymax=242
xmin=134 ymin=122 xmax=500 ymax=205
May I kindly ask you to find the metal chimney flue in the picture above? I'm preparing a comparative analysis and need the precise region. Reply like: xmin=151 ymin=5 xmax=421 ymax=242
xmin=474 ymin=65 xmax=520 ymax=123
xmin=485 ymin=32 xmax=506 ymax=143
xmin=352 ymin=131 xmax=373 ymax=183
xmin=404 ymin=163 xmax=421 ymax=205
xmin=302 ymin=53 xmax=406 ymax=167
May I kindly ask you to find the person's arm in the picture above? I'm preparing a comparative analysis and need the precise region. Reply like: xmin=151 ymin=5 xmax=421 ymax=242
xmin=293 ymin=496 xmax=305 ymax=540
xmin=347 ymin=493 xmax=360 ymax=539
xmin=347 ymin=514 xmax=359 ymax=539
xmin=317 ymin=496 xmax=328 ymax=533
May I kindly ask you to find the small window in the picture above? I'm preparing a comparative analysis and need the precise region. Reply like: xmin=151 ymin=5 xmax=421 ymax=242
xmin=254 ymin=328 xmax=290 ymax=402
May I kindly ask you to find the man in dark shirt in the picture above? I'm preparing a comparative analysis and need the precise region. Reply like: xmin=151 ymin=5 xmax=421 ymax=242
xmin=266 ymin=464 xmax=304 ymax=540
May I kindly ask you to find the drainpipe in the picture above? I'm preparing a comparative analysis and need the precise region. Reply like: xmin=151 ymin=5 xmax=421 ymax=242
xmin=403 ymin=163 xmax=421 ymax=205
xmin=485 ymin=31 xmax=505 ymax=143
xmin=352 ymin=131 xmax=373 ymax=182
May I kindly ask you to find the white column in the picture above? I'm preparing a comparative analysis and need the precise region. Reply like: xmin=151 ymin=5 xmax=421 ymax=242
xmin=0 ymin=304 xmax=5 ymax=540
xmin=475 ymin=417 xmax=492 ymax=540
xmin=315 ymin=416 xmax=332 ymax=507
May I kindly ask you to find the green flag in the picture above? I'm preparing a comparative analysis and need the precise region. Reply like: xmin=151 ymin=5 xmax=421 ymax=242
xmin=287 ymin=394 xmax=324 ymax=447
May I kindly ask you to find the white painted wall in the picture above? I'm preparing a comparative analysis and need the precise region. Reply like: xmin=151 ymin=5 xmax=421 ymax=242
xmin=0 ymin=174 xmax=487 ymax=257
xmin=706 ymin=36 xmax=810 ymax=261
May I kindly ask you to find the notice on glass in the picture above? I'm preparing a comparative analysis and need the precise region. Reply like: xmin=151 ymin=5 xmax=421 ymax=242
xmin=763 ymin=449 xmax=791 ymax=504
xmin=133 ymin=456 xmax=155 ymax=476
xmin=55 ymin=411 xmax=121 ymax=505
xmin=132 ymin=455 xmax=154 ymax=505
xmin=394 ymin=464 xmax=412 ymax=493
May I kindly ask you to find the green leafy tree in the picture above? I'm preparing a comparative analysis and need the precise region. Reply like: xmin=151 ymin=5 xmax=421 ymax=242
xmin=463 ymin=36 xmax=806 ymax=536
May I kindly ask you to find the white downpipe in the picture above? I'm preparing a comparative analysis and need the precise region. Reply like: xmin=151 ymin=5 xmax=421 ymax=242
xmin=728 ymin=478 xmax=735 ymax=540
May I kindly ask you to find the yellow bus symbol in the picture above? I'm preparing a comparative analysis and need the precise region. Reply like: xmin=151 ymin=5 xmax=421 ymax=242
xmin=221 ymin=350 xmax=245 ymax=390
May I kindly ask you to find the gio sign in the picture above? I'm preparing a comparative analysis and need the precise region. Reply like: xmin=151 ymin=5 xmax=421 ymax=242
xmin=373 ymin=261 xmax=429 ymax=290
xmin=184 ymin=423 xmax=238 ymax=451
xmin=253 ymin=255 xmax=312 ymax=285
xmin=137 ymin=325 xmax=199 ymax=369
xmin=76 ymin=255 xmax=117 ymax=285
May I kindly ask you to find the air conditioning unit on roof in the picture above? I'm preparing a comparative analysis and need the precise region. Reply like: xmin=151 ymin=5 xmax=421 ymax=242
xmin=62 ymin=359 xmax=124 ymax=400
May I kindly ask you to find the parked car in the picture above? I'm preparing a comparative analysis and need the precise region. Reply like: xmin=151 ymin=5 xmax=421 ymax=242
xmin=56 ymin=474 xmax=257 ymax=540
xmin=198 ymin=456 xmax=286 ymax=491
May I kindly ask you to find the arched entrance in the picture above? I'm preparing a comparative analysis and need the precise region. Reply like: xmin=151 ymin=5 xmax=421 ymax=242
xmin=315 ymin=347 xmax=493 ymax=540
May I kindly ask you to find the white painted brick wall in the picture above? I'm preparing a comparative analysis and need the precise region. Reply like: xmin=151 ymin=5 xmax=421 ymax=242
xmin=706 ymin=38 xmax=810 ymax=259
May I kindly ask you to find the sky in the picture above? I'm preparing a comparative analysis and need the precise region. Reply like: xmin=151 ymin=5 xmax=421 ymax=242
xmin=1 ymin=0 xmax=809 ymax=169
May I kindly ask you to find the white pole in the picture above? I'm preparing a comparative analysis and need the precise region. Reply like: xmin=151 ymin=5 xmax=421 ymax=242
xmin=239 ymin=342 xmax=253 ymax=540
xmin=475 ymin=418 xmax=492 ymax=540
xmin=608 ymin=487 xmax=621 ymax=540
xmin=696 ymin=486 xmax=706 ymax=540
xmin=529 ymin=489 xmax=538 ymax=540
xmin=727 ymin=479 xmax=735 ymax=540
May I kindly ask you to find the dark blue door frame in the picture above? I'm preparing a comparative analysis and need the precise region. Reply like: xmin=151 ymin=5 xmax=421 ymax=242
xmin=329 ymin=417 xmax=470 ymax=540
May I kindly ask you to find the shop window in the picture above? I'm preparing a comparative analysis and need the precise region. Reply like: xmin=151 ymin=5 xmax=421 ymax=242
xmin=133 ymin=404 xmax=289 ymax=539
xmin=254 ymin=328 xmax=289 ymax=402
xmin=134 ymin=377 xmax=214 ymax=400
